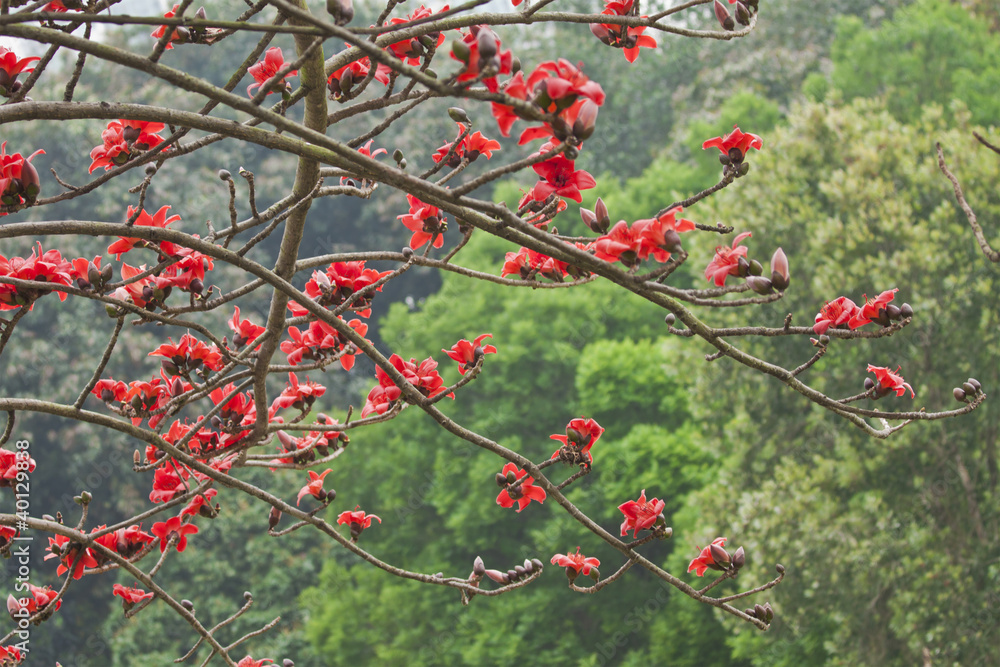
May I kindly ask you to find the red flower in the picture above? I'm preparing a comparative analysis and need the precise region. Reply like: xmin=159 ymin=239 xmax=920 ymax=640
xmin=229 ymin=306 xmax=266 ymax=349
xmin=443 ymin=333 xmax=497 ymax=374
xmin=7 ymin=583 xmax=60 ymax=618
xmin=618 ymin=489 xmax=666 ymax=538
xmin=500 ymin=246 xmax=573 ymax=282
xmin=236 ymin=658 xmax=276 ymax=667
xmin=527 ymin=59 xmax=606 ymax=108
xmin=280 ymin=317 xmax=368 ymax=369
xmin=849 ymin=288 xmax=898 ymax=329
xmin=632 ymin=207 xmax=696 ymax=261
xmin=112 ymin=584 xmax=154 ymax=605
xmin=327 ymin=56 xmax=391 ymax=98
xmin=247 ymin=47 xmax=297 ymax=97
xmin=89 ymin=120 xmax=168 ymax=173
xmin=550 ymin=417 xmax=604 ymax=466
xmin=151 ymin=516 xmax=199 ymax=553
xmin=181 ymin=489 xmax=218 ymax=518
xmin=812 ymin=296 xmax=860 ymax=335
xmin=115 ymin=525 xmax=155 ymax=558
xmin=91 ymin=378 xmax=128 ymax=403
xmin=0 ymin=644 xmax=23 ymax=665
xmin=450 ymin=25 xmax=513 ymax=92
xmin=0 ymin=141 xmax=45 ymax=211
xmin=150 ymin=4 xmax=189 ymax=49
xmin=433 ymin=123 xmax=502 ymax=168
xmin=44 ymin=534 xmax=98 ymax=579
xmin=149 ymin=333 xmax=224 ymax=373
xmin=0 ymin=243 xmax=73 ymax=310
xmin=704 ymin=231 xmax=752 ymax=286
xmin=0 ymin=448 xmax=34 ymax=488
xmin=495 ymin=462 xmax=547 ymax=512
xmin=387 ymin=5 xmax=448 ymax=65
xmin=687 ymin=536 xmax=727 ymax=577
xmin=149 ymin=463 xmax=191 ymax=504
xmin=702 ymin=125 xmax=763 ymax=162
xmin=337 ymin=506 xmax=381 ymax=540
xmin=591 ymin=0 xmax=658 ymax=63
xmin=398 ymin=194 xmax=447 ymax=249
xmin=867 ymin=364 xmax=914 ymax=398
xmin=530 ymin=151 xmax=597 ymax=204
xmin=107 ymin=205 xmax=181 ymax=259
xmin=550 ymin=547 xmax=600 ymax=576
xmin=0 ymin=46 xmax=40 ymax=95
xmin=491 ymin=71 xmax=529 ymax=138
xmin=297 ymin=469 xmax=332 ymax=505
xmin=270 ymin=372 xmax=327 ymax=413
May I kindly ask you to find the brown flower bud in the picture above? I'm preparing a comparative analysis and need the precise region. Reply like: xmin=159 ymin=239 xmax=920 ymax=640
xmin=732 ymin=546 xmax=745 ymax=569
xmin=590 ymin=22 xmax=613 ymax=45
xmin=746 ymin=275 xmax=774 ymax=295
xmin=714 ymin=0 xmax=735 ymax=30
xmin=954 ymin=387 xmax=967 ymax=402
xmin=734 ymin=1 xmax=751 ymax=26
xmin=473 ymin=556 xmax=486 ymax=577
xmin=268 ymin=506 xmax=281 ymax=530
xmin=770 ymin=247 xmax=789 ymax=290
xmin=967 ymin=378 xmax=981 ymax=392
xmin=899 ymin=303 xmax=913 ymax=318
xmin=709 ymin=542 xmax=732 ymax=569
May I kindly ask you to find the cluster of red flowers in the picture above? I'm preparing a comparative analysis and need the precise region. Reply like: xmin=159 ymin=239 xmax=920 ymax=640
xmin=281 ymin=317 xmax=369 ymax=369
xmin=90 ymin=120 xmax=169 ymax=173
xmin=589 ymin=0 xmax=658 ymax=63
xmin=501 ymin=245 xmax=577 ymax=282
xmin=6 ymin=582 xmax=59 ymax=619
xmin=150 ymin=333 xmax=225 ymax=375
xmin=44 ymin=525 xmax=155 ymax=580
xmin=0 ymin=243 xmax=73 ymax=310
xmin=361 ymin=353 xmax=453 ymax=417
xmin=0 ymin=141 xmax=44 ymax=211
xmin=433 ymin=122 xmax=501 ymax=167
xmin=387 ymin=5 xmax=448 ymax=65
xmin=594 ymin=206 xmax=695 ymax=268
xmin=328 ymin=56 xmax=391 ymax=99
xmin=813 ymin=288 xmax=903 ymax=335
xmin=288 ymin=260 xmax=392 ymax=319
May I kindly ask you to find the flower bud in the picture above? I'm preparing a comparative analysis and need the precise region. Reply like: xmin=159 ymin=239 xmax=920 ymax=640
xmin=714 ymin=0 xmax=735 ymax=30
xmin=588 ymin=567 xmax=600 ymax=582
xmin=580 ymin=207 xmax=601 ymax=234
xmin=447 ymin=107 xmax=470 ymax=124
xmin=709 ymin=542 xmax=731 ymax=569
xmin=748 ymin=259 xmax=763 ymax=276
xmin=962 ymin=382 xmax=976 ymax=396
xmin=589 ymin=22 xmax=613 ymax=45
xmin=495 ymin=472 xmax=507 ymax=487
xmin=170 ymin=376 xmax=184 ymax=397
xmin=327 ymin=0 xmax=354 ymax=26
xmin=566 ymin=427 xmax=585 ymax=445
xmin=736 ymin=255 xmax=750 ymax=277
xmin=754 ymin=603 xmax=766 ymax=620
xmin=738 ymin=161 xmax=750 ymax=176
xmin=484 ymin=569 xmax=508 ymax=584
xmin=181 ymin=599 xmax=194 ymax=611
xmin=195 ymin=6 xmax=207 ymax=20
xmin=473 ymin=556 xmax=486 ymax=577
xmin=87 ymin=264 xmax=102 ymax=288
xmin=505 ymin=470 xmax=517 ymax=484
xmin=477 ymin=28 xmax=498 ymax=60
xmin=819 ymin=335 xmax=830 ymax=346
xmin=886 ymin=304 xmax=901 ymax=320
xmin=523 ymin=558 xmax=534 ymax=573
xmin=565 ymin=567 xmax=579 ymax=584
xmin=734 ymin=1 xmax=751 ymax=26
xmin=664 ymin=313 xmax=675 ymax=326
xmin=953 ymin=387 xmax=967 ymax=402
xmin=506 ymin=569 xmax=519 ymax=581
xmin=967 ymin=378 xmax=981 ymax=392
xmin=899 ymin=303 xmax=913 ymax=318
xmin=732 ymin=546 xmax=745 ymax=569
xmin=572 ymin=100 xmax=599 ymax=141
xmin=101 ymin=263 xmax=113 ymax=282
xmin=762 ymin=602 xmax=774 ymax=623
xmin=284 ymin=660 xmax=295 ymax=667
xmin=531 ymin=558 xmax=544 ymax=570
xmin=776 ymin=563 xmax=785 ymax=574
xmin=864 ymin=377 xmax=875 ymax=392
xmin=661 ymin=229 xmax=683 ymax=253
xmin=746 ymin=276 xmax=774 ymax=295
xmin=514 ymin=565 xmax=526 ymax=578
xmin=770 ymin=247 xmax=789 ymax=290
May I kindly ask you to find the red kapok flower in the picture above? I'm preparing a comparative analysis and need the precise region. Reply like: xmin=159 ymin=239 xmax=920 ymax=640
xmin=591 ymin=0 xmax=658 ymax=63
xmin=550 ymin=547 xmax=600 ymax=576
xmin=387 ymin=5 xmax=449 ymax=65
xmin=151 ymin=4 xmax=189 ymax=50
xmin=151 ymin=516 xmax=199 ymax=553
xmin=0 ymin=141 xmax=45 ymax=210
xmin=433 ymin=123 xmax=502 ymax=166
xmin=247 ymin=47 xmax=297 ymax=97
xmin=495 ymin=462 xmax=546 ymax=512
xmin=327 ymin=56 xmax=391 ymax=98
xmin=0 ymin=46 xmax=40 ymax=95
xmin=270 ymin=372 xmax=327 ymax=414
xmin=0 ymin=242 xmax=73 ymax=309
xmin=813 ymin=296 xmax=860 ymax=335
xmin=337 ymin=506 xmax=381 ymax=540
xmin=149 ymin=333 xmax=224 ymax=373
xmin=618 ymin=489 xmax=666 ymax=538
xmin=0 ymin=448 xmax=34 ymax=488
xmin=296 ymin=469 xmax=332 ymax=505
xmin=236 ymin=657 xmax=276 ymax=667
xmin=867 ymin=364 xmax=915 ymax=398
xmin=44 ymin=534 xmax=98 ymax=579
xmin=704 ymin=231 xmax=752 ymax=287
xmin=849 ymin=288 xmax=898 ymax=329
xmin=550 ymin=416 xmax=604 ymax=466
xmin=443 ymin=333 xmax=497 ymax=374
xmin=107 ymin=204 xmax=181 ymax=259
xmin=398 ymin=194 xmax=447 ymax=249
xmin=181 ymin=488 xmax=218 ymax=518
xmin=229 ymin=306 xmax=266 ymax=349
xmin=702 ymin=125 xmax=763 ymax=163
xmin=688 ymin=536 xmax=727 ymax=576
xmin=112 ymin=583 xmax=154 ymax=605
xmin=530 ymin=152 xmax=596 ymax=204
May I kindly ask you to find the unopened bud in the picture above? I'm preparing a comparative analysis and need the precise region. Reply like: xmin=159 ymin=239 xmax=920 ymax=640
xmin=101 ymin=263 xmax=113 ymax=282
xmin=714 ymin=0 xmax=735 ymax=30
xmin=899 ymin=303 xmax=913 ymax=318
xmin=864 ymin=377 xmax=875 ymax=392
xmin=477 ymin=28 xmax=498 ymax=60
xmin=748 ymin=259 xmax=763 ymax=276
xmin=195 ymin=6 xmax=207 ymax=20
xmin=746 ymin=275 xmax=774 ymax=295
xmin=709 ymin=542 xmax=731 ymax=569
xmin=283 ymin=660 xmax=295 ymax=667
xmin=886 ymin=304 xmax=901 ymax=320
xmin=770 ymin=247 xmax=789 ymax=290
xmin=451 ymin=39 xmax=471 ymax=64
xmin=968 ymin=378 xmax=982 ymax=392
xmin=736 ymin=255 xmax=750 ymax=278
xmin=327 ymin=0 xmax=354 ymax=26
xmin=133 ymin=450 xmax=141 ymax=465
xmin=664 ymin=313 xmax=675 ymax=326
xmin=268 ymin=507 xmax=281 ymax=530
xmin=661 ymin=229 xmax=683 ymax=253
xmin=732 ymin=546 xmax=745 ymax=569
xmin=588 ymin=567 xmax=600 ymax=582
xmin=447 ymin=107 xmax=470 ymax=123
xmin=181 ymin=599 xmax=194 ymax=611
xmin=738 ymin=161 xmax=750 ymax=176
xmin=170 ymin=376 xmax=184 ymax=397
xmin=776 ymin=563 xmax=785 ymax=574
xmin=473 ymin=556 xmax=486 ymax=577
xmin=734 ymin=1 xmax=751 ymax=26
xmin=572 ymin=100 xmax=599 ymax=141
xmin=590 ymin=22 xmax=612 ymax=45
xmin=954 ymin=387 xmax=967 ymax=402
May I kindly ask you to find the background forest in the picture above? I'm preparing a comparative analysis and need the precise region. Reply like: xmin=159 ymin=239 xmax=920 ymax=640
xmin=1 ymin=0 xmax=998 ymax=664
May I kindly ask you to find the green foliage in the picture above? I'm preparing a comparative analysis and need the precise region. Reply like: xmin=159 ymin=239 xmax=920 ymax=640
xmin=830 ymin=0 xmax=1000 ymax=124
